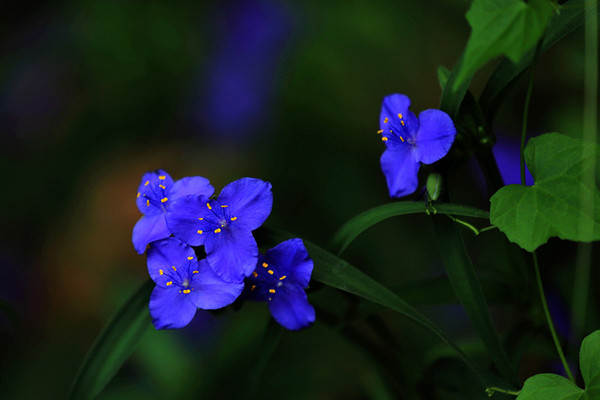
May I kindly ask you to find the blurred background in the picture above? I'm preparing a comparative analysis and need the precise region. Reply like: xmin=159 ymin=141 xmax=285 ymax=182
xmin=0 ymin=0 xmax=596 ymax=398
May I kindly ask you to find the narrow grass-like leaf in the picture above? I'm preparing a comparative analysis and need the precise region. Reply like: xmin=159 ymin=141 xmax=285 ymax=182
xmin=432 ymin=215 xmax=519 ymax=386
xmin=332 ymin=202 xmax=489 ymax=255
xmin=480 ymin=0 xmax=598 ymax=122
xmin=256 ymin=227 xmax=489 ymax=388
xmin=69 ymin=279 xmax=153 ymax=400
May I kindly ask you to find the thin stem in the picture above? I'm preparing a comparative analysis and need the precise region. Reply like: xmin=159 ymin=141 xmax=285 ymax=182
xmin=486 ymin=386 xmax=520 ymax=397
xmin=446 ymin=215 xmax=497 ymax=236
xmin=532 ymin=252 xmax=576 ymax=382
xmin=520 ymin=39 xmax=544 ymax=186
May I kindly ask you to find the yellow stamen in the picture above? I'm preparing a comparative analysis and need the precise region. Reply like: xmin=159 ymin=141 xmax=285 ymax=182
xmin=231 ymin=217 xmax=237 ymax=221
xmin=381 ymin=137 xmax=388 ymax=141
xmin=198 ymin=217 xmax=203 ymax=220
xmin=262 ymin=262 xmax=268 ymax=268
xmin=268 ymin=270 xmax=274 ymax=275
xmin=187 ymin=256 xmax=193 ymax=260
xmin=377 ymin=130 xmax=383 ymax=134
xmin=158 ymin=176 xmax=166 ymax=180
xmin=159 ymin=269 xmax=163 ymax=275
xmin=214 ymin=228 xmax=221 ymax=233
xmin=221 ymin=205 xmax=228 ymax=208
xmin=172 ymin=266 xmax=176 ymax=271
xmin=384 ymin=117 xmax=388 ymax=123
xmin=161 ymin=197 xmax=168 ymax=203
xmin=398 ymin=113 xmax=403 ymax=119
xmin=251 ymin=285 xmax=256 ymax=291
xmin=144 ymin=181 xmax=149 ymax=186
xmin=206 ymin=202 xmax=212 ymax=210
xmin=401 ymin=120 xmax=405 ymax=126
xmin=146 ymin=199 xmax=150 ymax=206
xmin=269 ymin=289 xmax=276 ymax=293
xmin=279 ymin=276 xmax=286 ymax=280
xmin=166 ymin=281 xmax=173 ymax=286
xmin=252 ymin=271 xmax=258 ymax=278
xmin=193 ymin=270 xmax=199 ymax=274
xmin=197 ymin=230 xmax=203 ymax=234
xmin=159 ymin=184 xmax=166 ymax=189
xmin=183 ymin=289 xmax=191 ymax=294
xmin=136 ymin=192 xmax=140 ymax=198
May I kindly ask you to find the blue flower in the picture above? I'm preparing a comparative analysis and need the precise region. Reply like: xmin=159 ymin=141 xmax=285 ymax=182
xmin=166 ymin=178 xmax=273 ymax=283
xmin=243 ymin=238 xmax=315 ymax=331
xmin=147 ymin=238 xmax=244 ymax=329
xmin=132 ymin=170 xmax=214 ymax=254
xmin=378 ymin=94 xmax=456 ymax=198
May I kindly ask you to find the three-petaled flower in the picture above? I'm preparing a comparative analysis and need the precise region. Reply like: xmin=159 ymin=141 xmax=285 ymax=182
xmin=132 ymin=170 xmax=214 ymax=254
xmin=147 ymin=237 xmax=244 ymax=329
xmin=166 ymin=178 xmax=273 ymax=283
xmin=378 ymin=94 xmax=456 ymax=198
xmin=243 ymin=238 xmax=315 ymax=331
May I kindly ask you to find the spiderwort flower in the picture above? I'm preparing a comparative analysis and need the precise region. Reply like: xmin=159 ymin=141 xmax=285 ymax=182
xmin=147 ymin=238 xmax=244 ymax=329
xmin=243 ymin=238 xmax=315 ymax=331
xmin=166 ymin=178 xmax=273 ymax=283
xmin=132 ymin=170 xmax=214 ymax=254
xmin=378 ymin=94 xmax=456 ymax=198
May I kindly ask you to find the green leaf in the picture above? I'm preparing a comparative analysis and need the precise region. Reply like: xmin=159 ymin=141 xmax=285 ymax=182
xmin=332 ymin=202 xmax=490 ymax=254
xmin=255 ymin=227 xmax=489 ymax=388
xmin=432 ymin=215 xmax=519 ymax=386
xmin=517 ymin=374 xmax=584 ymax=400
xmin=453 ymin=0 xmax=553 ymax=94
xmin=490 ymin=133 xmax=600 ymax=252
xmin=480 ymin=0 xmax=598 ymax=122
xmin=517 ymin=330 xmax=600 ymax=400
xmin=69 ymin=279 xmax=153 ymax=400
xmin=581 ymin=331 xmax=600 ymax=399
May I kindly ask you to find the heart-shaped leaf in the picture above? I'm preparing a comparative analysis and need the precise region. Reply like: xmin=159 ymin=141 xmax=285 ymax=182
xmin=490 ymin=133 xmax=600 ymax=252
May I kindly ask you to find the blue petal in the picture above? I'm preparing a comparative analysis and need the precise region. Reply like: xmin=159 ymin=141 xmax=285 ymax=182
xmin=264 ymin=239 xmax=313 ymax=288
xmin=132 ymin=214 xmax=170 ymax=254
xmin=146 ymin=238 xmax=196 ymax=287
xmin=414 ymin=109 xmax=456 ymax=164
xmin=135 ymin=170 xmax=173 ymax=215
xmin=268 ymin=284 xmax=315 ymax=331
xmin=217 ymin=178 xmax=273 ymax=231
xmin=170 ymin=176 xmax=214 ymax=201
xmin=380 ymin=147 xmax=421 ymax=198
xmin=205 ymin=226 xmax=258 ymax=282
xmin=149 ymin=285 xmax=197 ymax=329
xmin=189 ymin=259 xmax=244 ymax=309
xmin=380 ymin=94 xmax=419 ymax=149
xmin=166 ymin=195 xmax=211 ymax=247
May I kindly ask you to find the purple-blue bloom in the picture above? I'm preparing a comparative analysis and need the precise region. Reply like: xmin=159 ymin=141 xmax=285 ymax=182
xmin=243 ymin=239 xmax=315 ymax=331
xmin=166 ymin=178 xmax=273 ymax=283
xmin=132 ymin=170 xmax=214 ymax=254
xmin=379 ymin=94 xmax=456 ymax=198
xmin=147 ymin=238 xmax=244 ymax=330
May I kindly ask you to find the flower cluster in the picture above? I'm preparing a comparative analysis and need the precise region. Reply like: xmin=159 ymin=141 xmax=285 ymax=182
xmin=378 ymin=94 xmax=456 ymax=198
xmin=133 ymin=170 xmax=315 ymax=331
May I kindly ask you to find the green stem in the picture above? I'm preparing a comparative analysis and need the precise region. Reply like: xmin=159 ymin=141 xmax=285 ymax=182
xmin=532 ymin=252 xmax=575 ymax=382
xmin=446 ymin=215 xmax=497 ymax=236
xmin=486 ymin=386 xmax=520 ymax=397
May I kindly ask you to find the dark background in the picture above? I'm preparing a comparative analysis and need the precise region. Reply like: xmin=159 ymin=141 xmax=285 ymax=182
xmin=0 ymin=1 xmax=594 ymax=398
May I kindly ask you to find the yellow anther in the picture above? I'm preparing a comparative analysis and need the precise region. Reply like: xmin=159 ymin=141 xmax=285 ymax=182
xmin=166 ymin=281 xmax=173 ymax=286
xmin=172 ymin=266 xmax=177 ymax=271
xmin=146 ymin=199 xmax=150 ymax=206
xmin=144 ymin=181 xmax=149 ymax=186
xmin=197 ymin=230 xmax=203 ymax=234
xmin=159 ymin=184 xmax=166 ymax=189
xmin=401 ymin=120 xmax=405 ymax=126
xmin=192 ymin=270 xmax=199 ymax=274
xmin=187 ymin=256 xmax=193 ymax=260
xmin=136 ymin=192 xmax=140 ymax=198
xmin=377 ymin=130 xmax=383 ymax=134
xmin=159 ymin=269 xmax=163 ymax=275
xmin=400 ymin=136 xmax=405 ymax=142
xmin=214 ymin=228 xmax=221 ymax=233
xmin=221 ymin=205 xmax=228 ymax=208
xmin=206 ymin=202 xmax=212 ymax=210
xmin=252 ymin=271 xmax=258 ymax=278
xmin=269 ymin=289 xmax=276 ymax=293
xmin=268 ymin=270 xmax=274 ymax=275
xmin=161 ymin=197 xmax=168 ymax=203
xmin=279 ymin=276 xmax=286 ymax=280
xmin=231 ymin=217 xmax=237 ymax=221
xmin=384 ymin=117 xmax=388 ymax=123
xmin=398 ymin=113 xmax=403 ymax=119
xmin=198 ymin=217 xmax=203 ymax=220
xmin=262 ymin=262 xmax=268 ymax=268
xmin=158 ymin=176 xmax=166 ymax=180
xmin=183 ymin=289 xmax=191 ymax=294
xmin=251 ymin=285 xmax=256 ymax=291
xmin=381 ymin=137 xmax=388 ymax=142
